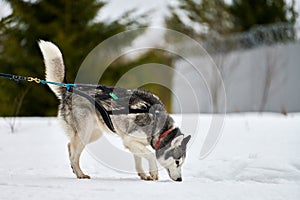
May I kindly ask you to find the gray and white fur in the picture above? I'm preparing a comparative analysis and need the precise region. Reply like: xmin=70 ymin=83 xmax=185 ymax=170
xmin=38 ymin=40 xmax=191 ymax=182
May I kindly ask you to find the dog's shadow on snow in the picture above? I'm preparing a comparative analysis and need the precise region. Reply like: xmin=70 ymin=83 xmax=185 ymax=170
xmin=91 ymin=177 xmax=172 ymax=183
xmin=51 ymin=176 xmax=172 ymax=183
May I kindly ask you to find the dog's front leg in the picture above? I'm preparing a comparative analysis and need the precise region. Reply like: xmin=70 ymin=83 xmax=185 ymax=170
xmin=144 ymin=153 xmax=159 ymax=181
xmin=134 ymin=155 xmax=151 ymax=180
xmin=124 ymin=138 xmax=158 ymax=181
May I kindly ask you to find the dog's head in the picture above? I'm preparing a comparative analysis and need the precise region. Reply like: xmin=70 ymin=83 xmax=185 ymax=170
xmin=155 ymin=128 xmax=191 ymax=182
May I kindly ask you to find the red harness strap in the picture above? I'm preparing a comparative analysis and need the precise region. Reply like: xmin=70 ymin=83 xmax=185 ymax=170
xmin=154 ymin=128 xmax=174 ymax=149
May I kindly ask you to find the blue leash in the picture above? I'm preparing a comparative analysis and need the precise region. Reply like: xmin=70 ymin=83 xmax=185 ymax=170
xmin=0 ymin=72 xmax=118 ymax=100
xmin=0 ymin=73 xmax=77 ymax=91
xmin=0 ymin=72 xmax=77 ymax=91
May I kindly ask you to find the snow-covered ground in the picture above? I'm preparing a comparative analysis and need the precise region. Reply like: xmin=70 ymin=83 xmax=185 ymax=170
xmin=0 ymin=114 xmax=299 ymax=200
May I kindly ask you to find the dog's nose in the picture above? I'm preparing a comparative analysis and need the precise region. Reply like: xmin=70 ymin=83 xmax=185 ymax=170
xmin=175 ymin=177 xmax=182 ymax=182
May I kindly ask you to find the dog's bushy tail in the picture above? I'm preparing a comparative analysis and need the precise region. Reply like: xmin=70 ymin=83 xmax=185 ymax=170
xmin=38 ymin=40 xmax=65 ymax=99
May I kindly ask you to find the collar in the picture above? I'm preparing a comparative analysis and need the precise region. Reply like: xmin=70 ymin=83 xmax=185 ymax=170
xmin=154 ymin=128 xmax=175 ymax=150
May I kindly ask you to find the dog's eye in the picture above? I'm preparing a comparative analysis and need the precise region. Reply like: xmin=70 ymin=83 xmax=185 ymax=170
xmin=175 ymin=158 xmax=184 ymax=167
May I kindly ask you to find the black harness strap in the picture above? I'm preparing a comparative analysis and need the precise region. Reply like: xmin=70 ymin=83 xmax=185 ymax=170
xmin=106 ymin=108 xmax=150 ymax=115
xmin=68 ymin=87 xmax=116 ymax=133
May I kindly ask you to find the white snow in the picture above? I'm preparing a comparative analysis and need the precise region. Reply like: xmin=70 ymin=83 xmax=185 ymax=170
xmin=0 ymin=114 xmax=300 ymax=200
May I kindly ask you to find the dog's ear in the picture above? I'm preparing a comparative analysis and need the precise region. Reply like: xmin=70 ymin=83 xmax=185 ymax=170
xmin=171 ymin=135 xmax=184 ymax=147
xmin=182 ymin=135 xmax=191 ymax=147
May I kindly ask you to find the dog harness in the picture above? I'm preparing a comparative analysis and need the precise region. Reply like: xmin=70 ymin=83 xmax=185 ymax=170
xmin=68 ymin=84 xmax=154 ymax=133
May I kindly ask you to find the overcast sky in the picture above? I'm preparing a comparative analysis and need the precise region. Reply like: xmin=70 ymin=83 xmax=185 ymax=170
xmin=0 ymin=0 xmax=299 ymax=26
xmin=98 ymin=0 xmax=170 ymax=26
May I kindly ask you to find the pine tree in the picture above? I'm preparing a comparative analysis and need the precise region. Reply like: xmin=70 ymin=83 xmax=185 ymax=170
xmin=229 ymin=0 xmax=298 ymax=32
xmin=0 ymin=0 xmax=145 ymax=116
xmin=166 ymin=0 xmax=298 ymax=36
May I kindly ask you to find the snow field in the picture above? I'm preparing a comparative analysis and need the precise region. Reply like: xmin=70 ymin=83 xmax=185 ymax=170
xmin=0 ymin=114 xmax=299 ymax=200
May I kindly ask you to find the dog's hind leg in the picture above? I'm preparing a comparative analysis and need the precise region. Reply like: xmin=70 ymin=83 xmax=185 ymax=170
xmin=68 ymin=135 xmax=90 ymax=179
xmin=66 ymin=107 xmax=104 ymax=179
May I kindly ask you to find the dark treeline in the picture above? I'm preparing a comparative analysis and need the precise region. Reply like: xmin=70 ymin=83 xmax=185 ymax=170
xmin=0 ymin=0 xmax=297 ymax=116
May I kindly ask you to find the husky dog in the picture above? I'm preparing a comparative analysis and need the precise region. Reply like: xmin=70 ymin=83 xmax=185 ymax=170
xmin=38 ymin=40 xmax=191 ymax=182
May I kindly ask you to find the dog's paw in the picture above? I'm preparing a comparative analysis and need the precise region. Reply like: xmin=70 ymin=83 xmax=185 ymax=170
xmin=150 ymin=171 xmax=159 ymax=181
xmin=138 ymin=173 xmax=153 ymax=181
xmin=138 ymin=172 xmax=158 ymax=181
xmin=77 ymin=174 xmax=91 ymax=179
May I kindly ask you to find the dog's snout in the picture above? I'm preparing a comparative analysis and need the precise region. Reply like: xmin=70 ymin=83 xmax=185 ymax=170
xmin=175 ymin=177 xmax=182 ymax=182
